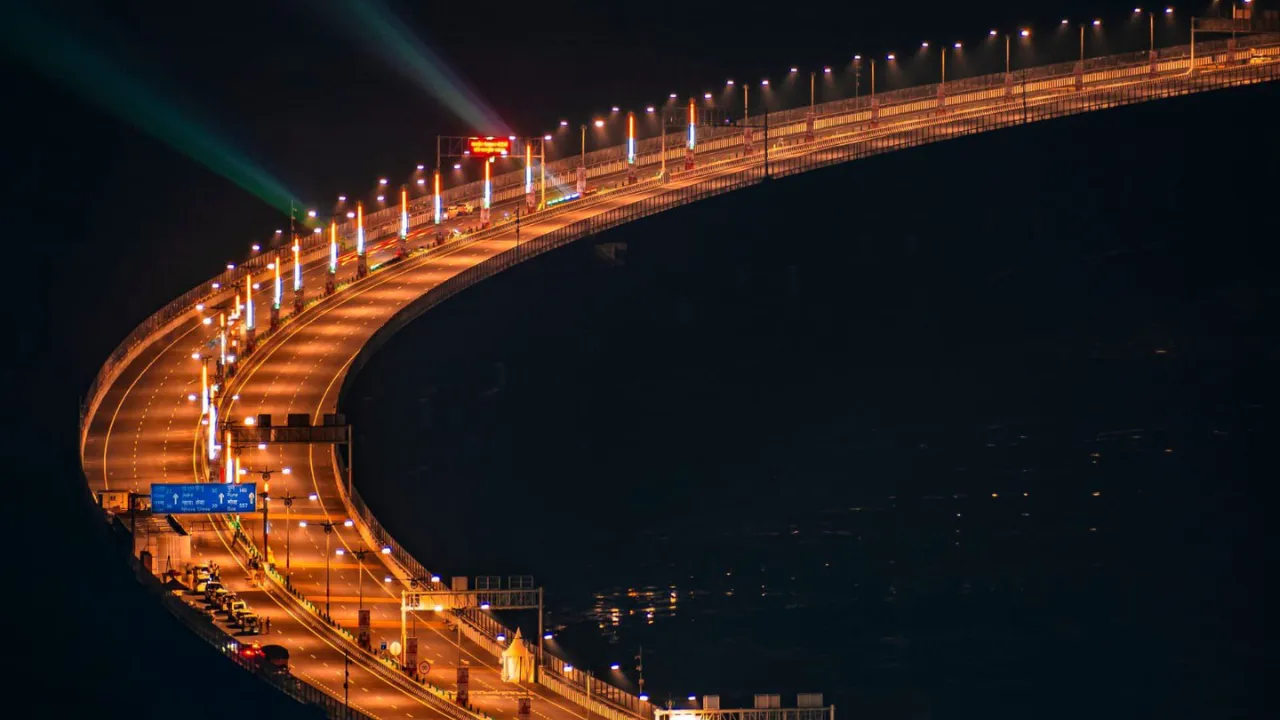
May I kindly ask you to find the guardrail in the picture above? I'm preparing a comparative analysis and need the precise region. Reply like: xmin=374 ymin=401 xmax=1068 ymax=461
xmin=82 ymin=44 xmax=1279 ymax=720
xmin=219 ymin=510 xmax=499 ymax=720
xmin=77 ymin=33 xmax=1279 ymax=444
xmin=116 ymin=526 xmax=377 ymax=720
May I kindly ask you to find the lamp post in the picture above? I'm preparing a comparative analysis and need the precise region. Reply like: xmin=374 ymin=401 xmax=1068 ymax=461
xmin=307 ymin=518 xmax=352 ymax=616
xmin=277 ymin=489 xmax=313 ymax=585
xmin=349 ymin=548 xmax=371 ymax=615
xmin=247 ymin=467 xmax=290 ymax=567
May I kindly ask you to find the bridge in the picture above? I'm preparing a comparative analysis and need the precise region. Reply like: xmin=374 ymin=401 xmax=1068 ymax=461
xmin=79 ymin=30 xmax=1279 ymax=720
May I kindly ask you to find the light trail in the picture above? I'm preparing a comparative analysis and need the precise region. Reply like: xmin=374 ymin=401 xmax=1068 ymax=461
xmin=1 ymin=3 xmax=300 ymax=215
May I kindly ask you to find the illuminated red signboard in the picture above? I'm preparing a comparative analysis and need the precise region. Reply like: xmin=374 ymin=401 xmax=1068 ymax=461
xmin=466 ymin=137 xmax=511 ymax=157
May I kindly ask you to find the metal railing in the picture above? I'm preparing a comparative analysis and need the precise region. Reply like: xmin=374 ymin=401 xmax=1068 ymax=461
xmin=119 ymin=537 xmax=375 ymax=720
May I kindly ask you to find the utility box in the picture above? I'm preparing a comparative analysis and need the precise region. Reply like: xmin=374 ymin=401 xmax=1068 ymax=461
xmin=797 ymin=694 xmax=823 ymax=708
xmin=98 ymin=490 xmax=129 ymax=513
xmin=754 ymin=695 xmax=780 ymax=709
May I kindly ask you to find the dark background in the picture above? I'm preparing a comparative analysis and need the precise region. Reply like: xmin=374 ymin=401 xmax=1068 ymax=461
xmin=5 ymin=0 xmax=1274 ymax=716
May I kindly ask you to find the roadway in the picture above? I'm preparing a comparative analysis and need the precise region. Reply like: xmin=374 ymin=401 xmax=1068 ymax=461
xmin=81 ymin=52 xmax=1278 ymax=720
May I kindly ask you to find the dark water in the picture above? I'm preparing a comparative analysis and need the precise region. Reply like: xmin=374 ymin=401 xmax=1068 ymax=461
xmin=346 ymin=85 xmax=1276 ymax=719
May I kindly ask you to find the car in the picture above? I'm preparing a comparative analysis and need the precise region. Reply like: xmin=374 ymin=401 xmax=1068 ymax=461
xmin=226 ymin=598 xmax=248 ymax=616
xmin=231 ymin=607 xmax=253 ymax=626
xmin=447 ymin=202 xmax=474 ymax=216
xmin=259 ymin=645 xmax=290 ymax=675
xmin=239 ymin=614 xmax=261 ymax=634
xmin=207 ymin=587 xmax=230 ymax=606
xmin=1248 ymin=54 xmax=1272 ymax=65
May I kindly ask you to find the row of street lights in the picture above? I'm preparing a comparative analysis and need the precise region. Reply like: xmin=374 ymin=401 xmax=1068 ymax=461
xmin=553 ymin=5 xmax=1186 ymax=139
xmin=226 ymin=5 xmax=1204 ymax=300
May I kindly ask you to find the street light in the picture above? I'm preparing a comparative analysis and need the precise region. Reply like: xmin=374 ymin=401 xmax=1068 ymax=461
xmin=246 ymin=467 xmax=290 ymax=564
xmin=348 ymin=548 xmax=372 ymax=617
xmin=308 ymin=519 xmax=340 ymax=616
xmin=277 ymin=489 xmax=312 ymax=585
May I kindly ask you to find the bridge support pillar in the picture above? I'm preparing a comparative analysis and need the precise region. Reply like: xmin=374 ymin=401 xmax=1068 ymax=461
xmin=804 ymin=111 xmax=815 ymax=142
xmin=684 ymin=147 xmax=695 ymax=171
xmin=395 ymin=235 xmax=408 ymax=260
xmin=575 ymin=166 xmax=586 ymax=195
xmin=356 ymin=255 xmax=368 ymax=280
xmin=293 ymin=287 xmax=304 ymax=315
xmin=1149 ymin=50 xmax=1158 ymax=77
xmin=325 ymin=273 xmax=335 ymax=297
xmin=269 ymin=304 xmax=280 ymax=331
xmin=1004 ymin=72 xmax=1013 ymax=100
xmin=743 ymin=127 xmax=754 ymax=155
xmin=626 ymin=164 xmax=637 ymax=185
xmin=936 ymin=86 xmax=947 ymax=114
xmin=870 ymin=98 xmax=880 ymax=127
xmin=479 ymin=206 xmax=490 ymax=228
xmin=244 ymin=328 xmax=256 ymax=357
xmin=1074 ymin=62 xmax=1084 ymax=91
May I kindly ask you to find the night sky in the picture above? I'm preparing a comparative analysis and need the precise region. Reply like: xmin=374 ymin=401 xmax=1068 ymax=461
xmin=6 ymin=0 xmax=1275 ymax=716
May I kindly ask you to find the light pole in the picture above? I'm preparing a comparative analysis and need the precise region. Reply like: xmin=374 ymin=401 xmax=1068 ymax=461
xmin=306 ymin=518 xmax=352 ymax=616
xmin=277 ymin=489 xmax=314 ymax=585
xmin=635 ymin=645 xmax=646 ymax=701
xmin=348 ymin=548 xmax=371 ymax=615
xmin=1079 ymin=20 xmax=1101 ymax=66
xmin=247 ymin=467 xmax=290 ymax=566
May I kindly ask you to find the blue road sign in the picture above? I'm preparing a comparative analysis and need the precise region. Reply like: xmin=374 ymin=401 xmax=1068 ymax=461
xmin=152 ymin=483 xmax=257 ymax=514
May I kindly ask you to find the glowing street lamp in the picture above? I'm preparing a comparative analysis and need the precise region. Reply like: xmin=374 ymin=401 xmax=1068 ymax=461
xmin=483 ymin=158 xmax=491 ymax=211
xmin=400 ymin=186 xmax=409 ymax=240
xmin=328 ymin=220 xmax=338 ymax=274
xmin=244 ymin=273 xmax=255 ymax=335
xmin=355 ymin=201 xmax=368 ymax=279
xmin=627 ymin=111 xmax=636 ymax=164
xmin=687 ymin=97 xmax=696 ymax=150
xmin=525 ymin=141 xmax=534 ymax=207
xmin=433 ymin=170 xmax=442 ymax=225
xmin=273 ymin=260 xmax=282 ymax=310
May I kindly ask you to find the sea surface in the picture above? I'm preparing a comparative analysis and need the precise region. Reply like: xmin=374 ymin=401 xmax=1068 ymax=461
xmin=345 ymin=85 xmax=1274 ymax=718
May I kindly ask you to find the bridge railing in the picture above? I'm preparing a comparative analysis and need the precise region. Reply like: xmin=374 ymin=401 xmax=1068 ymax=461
xmin=116 ymin=535 xmax=374 ymax=720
